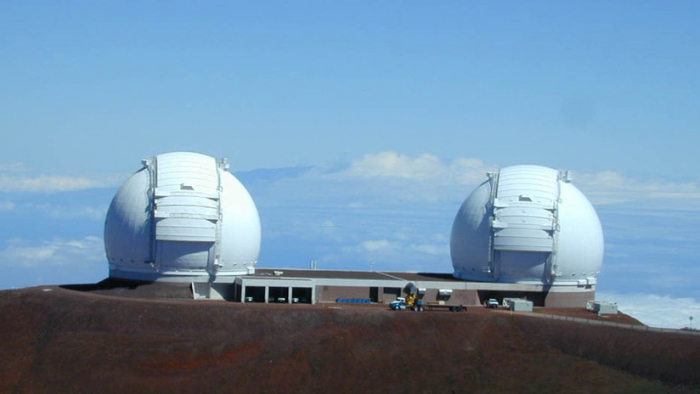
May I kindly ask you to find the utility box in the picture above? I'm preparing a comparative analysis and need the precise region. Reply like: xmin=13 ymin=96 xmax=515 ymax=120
xmin=587 ymin=300 xmax=618 ymax=315
xmin=507 ymin=299 xmax=533 ymax=312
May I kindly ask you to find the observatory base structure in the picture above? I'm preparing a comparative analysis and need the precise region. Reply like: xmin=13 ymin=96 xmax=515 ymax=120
xmin=228 ymin=269 xmax=594 ymax=308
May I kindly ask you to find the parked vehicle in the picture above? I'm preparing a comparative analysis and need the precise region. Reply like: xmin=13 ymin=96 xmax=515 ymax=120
xmin=390 ymin=297 xmax=467 ymax=312
xmin=424 ymin=301 xmax=467 ymax=312
xmin=390 ymin=297 xmax=425 ymax=311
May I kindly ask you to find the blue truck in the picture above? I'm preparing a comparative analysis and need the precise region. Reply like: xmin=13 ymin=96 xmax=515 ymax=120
xmin=390 ymin=297 xmax=467 ymax=312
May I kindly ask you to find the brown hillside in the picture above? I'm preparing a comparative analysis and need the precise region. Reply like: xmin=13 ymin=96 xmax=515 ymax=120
xmin=1 ymin=286 xmax=698 ymax=394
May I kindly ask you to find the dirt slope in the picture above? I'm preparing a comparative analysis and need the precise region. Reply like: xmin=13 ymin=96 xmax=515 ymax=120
xmin=1 ymin=286 xmax=698 ymax=394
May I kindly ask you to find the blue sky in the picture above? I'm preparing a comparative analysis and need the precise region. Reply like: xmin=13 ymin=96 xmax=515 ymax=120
xmin=1 ymin=2 xmax=699 ymax=328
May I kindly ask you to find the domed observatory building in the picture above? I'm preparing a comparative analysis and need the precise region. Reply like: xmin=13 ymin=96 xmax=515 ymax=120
xmin=104 ymin=152 xmax=261 ymax=293
xmin=450 ymin=165 xmax=603 ymax=307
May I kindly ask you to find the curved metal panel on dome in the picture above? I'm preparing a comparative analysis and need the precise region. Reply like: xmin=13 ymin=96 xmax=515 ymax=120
xmin=152 ymin=153 xmax=221 ymax=248
xmin=491 ymin=166 xmax=559 ymax=253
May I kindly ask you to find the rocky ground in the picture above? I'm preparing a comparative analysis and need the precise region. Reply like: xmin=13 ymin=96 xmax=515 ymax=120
xmin=1 ymin=285 xmax=699 ymax=394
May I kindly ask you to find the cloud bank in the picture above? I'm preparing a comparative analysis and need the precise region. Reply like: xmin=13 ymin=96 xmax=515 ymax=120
xmin=249 ymin=151 xmax=700 ymax=211
xmin=597 ymin=291 xmax=700 ymax=329
xmin=0 ymin=174 xmax=109 ymax=193
xmin=577 ymin=171 xmax=700 ymax=208
xmin=4 ymin=152 xmax=698 ymax=208
xmin=0 ymin=236 xmax=104 ymax=268
xmin=338 ymin=151 xmax=490 ymax=184
xmin=0 ymin=162 xmax=125 ymax=193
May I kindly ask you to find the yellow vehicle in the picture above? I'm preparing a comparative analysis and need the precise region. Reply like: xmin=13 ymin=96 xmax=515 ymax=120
xmin=390 ymin=285 xmax=425 ymax=311
xmin=390 ymin=283 xmax=467 ymax=312
xmin=405 ymin=293 xmax=418 ymax=307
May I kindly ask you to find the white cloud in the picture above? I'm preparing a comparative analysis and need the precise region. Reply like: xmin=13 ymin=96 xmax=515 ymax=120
xmin=394 ymin=232 xmax=410 ymax=240
xmin=320 ymin=153 xmax=700 ymax=209
xmin=318 ymin=220 xmax=343 ymax=242
xmin=321 ymin=220 xmax=337 ymax=232
xmin=341 ymin=152 xmax=445 ymax=180
xmin=268 ymin=151 xmax=494 ymax=206
xmin=0 ymin=236 xmax=104 ymax=268
xmin=36 ymin=204 xmax=108 ymax=220
xmin=360 ymin=239 xmax=399 ymax=253
xmin=256 ymin=154 xmax=700 ymax=211
xmin=336 ymin=151 xmax=492 ymax=185
xmin=0 ymin=202 xmax=108 ymax=220
xmin=339 ymin=239 xmax=402 ymax=261
xmin=253 ymin=152 xmax=697 ymax=212
xmin=287 ymin=152 xmax=700 ymax=212
xmin=431 ymin=233 xmax=448 ymax=242
xmin=340 ymin=238 xmax=449 ymax=260
xmin=0 ymin=162 xmax=28 ymax=172
xmin=577 ymin=171 xmax=700 ymax=208
xmin=0 ymin=162 xmax=126 ymax=193
xmin=597 ymin=291 xmax=700 ymax=329
xmin=409 ymin=243 xmax=447 ymax=256
xmin=0 ymin=174 xmax=108 ymax=193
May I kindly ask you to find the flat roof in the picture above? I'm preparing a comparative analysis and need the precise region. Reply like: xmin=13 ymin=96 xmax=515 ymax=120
xmin=245 ymin=268 xmax=594 ymax=294
xmin=254 ymin=269 xmax=460 ymax=282
xmin=384 ymin=272 xmax=462 ymax=282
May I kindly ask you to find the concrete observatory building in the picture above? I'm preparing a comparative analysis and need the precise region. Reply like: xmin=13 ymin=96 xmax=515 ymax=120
xmin=450 ymin=165 xmax=603 ymax=307
xmin=104 ymin=152 xmax=261 ymax=286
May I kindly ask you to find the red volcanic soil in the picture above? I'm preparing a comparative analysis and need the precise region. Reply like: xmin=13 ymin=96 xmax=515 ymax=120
xmin=1 ymin=286 xmax=699 ymax=394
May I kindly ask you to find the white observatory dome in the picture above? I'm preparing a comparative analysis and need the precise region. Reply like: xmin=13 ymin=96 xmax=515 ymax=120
xmin=104 ymin=152 xmax=261 ymax=282
xmin=450 ymin=165 xmax=603 ymax=286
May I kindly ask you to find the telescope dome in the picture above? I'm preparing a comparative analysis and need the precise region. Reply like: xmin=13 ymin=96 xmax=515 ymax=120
xmin=450 ymin=165 xmax=603 ymax=286
xmin=104 ymin=152 xmax=261 ymax=282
